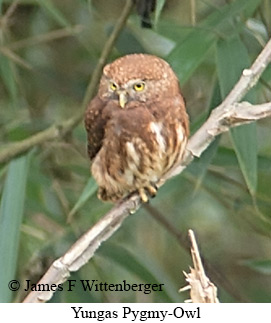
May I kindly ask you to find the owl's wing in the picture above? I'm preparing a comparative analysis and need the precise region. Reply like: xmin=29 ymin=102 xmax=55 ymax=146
xmin=84 ymin=96 xmax=107 ymax=160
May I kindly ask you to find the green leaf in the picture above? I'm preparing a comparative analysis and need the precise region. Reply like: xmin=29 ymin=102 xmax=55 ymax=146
xmin=114 ymin=27 xmax=146 ymax=55
xmin=230 ymin=125 xmax=257 ymax=195
xmin=156 ymin=20 xmax=192 ymax=42
xmin=242 ymin=0 xmax=264 ymax=18
xmin=129 ymin=24 xmax=175 ymax=57
xmin=216 ymin=35 xmax=257 ymax=195
xmin=241 ymin=259 xmax=271 ymax=275
xmin=167 ymin=0 xmax=262 ymax=85
xmin=0 ymin=154 xmax=31 ymax=302
xmin=188 ymin=82 xmax=222 ymax=192
xmin=188 ymin=137 xmax=220 ymax=194
xmin=167 ymin=29 xmax=215 ymax=85
xmin=0 ymin=55 xmax=17 ymax=108
xmin=201 ymin=0 xmax=262 ymax=31
xmin=68 ymin=177 xmax=97 ymax=221
xmin=154 ymin=0 xmax=166 ymax=27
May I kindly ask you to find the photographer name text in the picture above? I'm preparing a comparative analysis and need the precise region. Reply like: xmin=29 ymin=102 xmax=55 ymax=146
xmin=23 ymin=279 xmax=164 ymax=294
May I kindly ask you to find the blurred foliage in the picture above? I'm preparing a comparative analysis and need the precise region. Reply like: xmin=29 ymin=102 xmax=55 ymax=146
xmin=0 ymin=0 xmax=271 ymax=303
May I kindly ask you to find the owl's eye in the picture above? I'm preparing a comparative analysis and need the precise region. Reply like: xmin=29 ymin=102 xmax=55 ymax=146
xmin=109 ymin=82 xmax=118 ymax=91
xmin=133 ymin=82 xmax=145 ymax=91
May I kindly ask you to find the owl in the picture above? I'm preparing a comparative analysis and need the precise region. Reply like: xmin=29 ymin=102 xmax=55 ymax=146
xmin=85 ymin=54 xmax=189 ymax=203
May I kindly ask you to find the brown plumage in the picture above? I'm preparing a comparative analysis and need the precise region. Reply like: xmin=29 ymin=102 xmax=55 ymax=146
xmin=85 ymin=54 xmax=189 ymax=202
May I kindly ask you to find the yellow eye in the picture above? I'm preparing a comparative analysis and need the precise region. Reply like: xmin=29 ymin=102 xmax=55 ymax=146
xmin=133 ymin=82 xmax=145 ymax=91
xmin=110 ymin=82 xmax=117 ymax=91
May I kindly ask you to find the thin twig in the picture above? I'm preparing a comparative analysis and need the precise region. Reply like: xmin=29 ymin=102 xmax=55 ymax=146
xmin=0 ymin=114 xmax=83 ymax=164
xmin=0 ymin=0 xmax=20 ymax=28
xmin=190 ymin=0 xmax=196 ymax=26
xmin=0 ymin=46 xmax=32 ymax=69
xmin=180 ymin=230 xmax=219 ymax=303
xmin=3 ymin=25 xmax=83 ymax=51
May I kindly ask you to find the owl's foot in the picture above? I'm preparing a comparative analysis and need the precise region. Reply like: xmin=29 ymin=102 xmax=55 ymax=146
xmin=138 ymin=184 xmax=157 ymax=203
xmin=98 ymin=184 xmax=158 ymax=204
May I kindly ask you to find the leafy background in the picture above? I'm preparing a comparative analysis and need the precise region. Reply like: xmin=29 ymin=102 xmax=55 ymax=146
xmin=0 ymin=0 xmax=271 ymax=303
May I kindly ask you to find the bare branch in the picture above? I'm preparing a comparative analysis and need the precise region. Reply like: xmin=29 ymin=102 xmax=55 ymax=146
xmin=188 ymin=37 xmax=271 ymax=158
xmin=180 ymin=230 xmax=219 ymax=303
xmin=3 ymin=25 xmax=83 ymax=51
xmin=23 ymin=194 xmax=140 ymax=302
xmin=0 ymin=114 xmax=83 ymax=164
xmin=0 ymin=46 xmax=32 ymax=69
xmin=0 ymin=0 xmax=20 ymax=29
xmin=22 ymin=37 xmax=271 ymax=303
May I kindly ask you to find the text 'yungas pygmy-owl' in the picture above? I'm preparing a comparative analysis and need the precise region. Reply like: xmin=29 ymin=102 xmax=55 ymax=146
xmin=85 ymin=54 xmax=189 ymax=203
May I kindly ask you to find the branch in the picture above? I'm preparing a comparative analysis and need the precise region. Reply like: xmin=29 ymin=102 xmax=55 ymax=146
xmin=163 ymin=101 xmax=271 ymax=181
xmin=180 ymin=230 xmax=219 ymax=303
xmin=0 ymin=113 xmax=82 ymax=164
xmin=163 ymin=37 xmax=271 ymax=180
xmin=188 ymin=38 xmax=271 ymax=157
xmin=0 ymin=0 xmax=134 ymax=164
xmin=22 ymin=37 xmax=271 ymax=303
xmin=3 ymin=25 xmax=83 ymax=51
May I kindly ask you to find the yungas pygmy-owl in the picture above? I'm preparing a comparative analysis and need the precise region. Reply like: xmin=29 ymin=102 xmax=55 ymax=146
xmin=84 ymin=54 xmax=189 ymax=203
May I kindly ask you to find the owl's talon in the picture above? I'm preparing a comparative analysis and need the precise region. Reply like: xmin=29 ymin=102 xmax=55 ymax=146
xmin=146 ymin=184 xmax=157 ymax=198
xmin=138 ymin=188 xmax=149 ymax=203
xmin=138 ymin=184 xmax=157 ymax=203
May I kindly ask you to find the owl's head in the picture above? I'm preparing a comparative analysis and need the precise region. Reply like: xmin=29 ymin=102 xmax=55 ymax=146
xmin=98 ymin=54 xmax=180 ymax=108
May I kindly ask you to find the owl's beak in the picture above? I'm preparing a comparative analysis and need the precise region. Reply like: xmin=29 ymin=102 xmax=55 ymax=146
xmin=118 ymin=91 xmax=128 ymax=108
